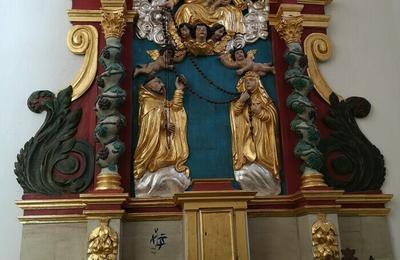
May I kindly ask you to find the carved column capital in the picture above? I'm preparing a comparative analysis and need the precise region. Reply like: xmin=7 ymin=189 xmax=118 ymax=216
xmin=276 ymin=14 xmax=304 ymax=45
xmin=274 ymin=4 xmax=304 ymax=45
xmin=101 ymin=7 xmax=127 ymax=39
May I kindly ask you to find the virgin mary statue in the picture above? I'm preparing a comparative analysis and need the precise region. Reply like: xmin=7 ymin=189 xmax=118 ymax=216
xmin=230 ymin=71 xmax=281 ymax=195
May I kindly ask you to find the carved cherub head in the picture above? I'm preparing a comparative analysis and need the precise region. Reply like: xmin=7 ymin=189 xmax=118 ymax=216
xmin=178 ymin=23 xmax=192 ymax=41
xmin=231 ymin=48 xmax=247 ymax=61
xmin=211 ymin=24 xmax=227 ymax=42
xmin=191 ymin=23 xmax=210 ymax=43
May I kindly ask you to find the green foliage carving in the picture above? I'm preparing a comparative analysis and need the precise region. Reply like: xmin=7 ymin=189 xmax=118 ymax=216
xmin=320 ymin=93 xmax=386 ymax=191
xmin=14 ymin=86 xmax=94 ymax=194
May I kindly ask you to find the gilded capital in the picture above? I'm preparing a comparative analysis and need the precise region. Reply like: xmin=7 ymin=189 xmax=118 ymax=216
xmin=275 ymin=15 xmax=304 ymax=45
xmin=101 ymin=7 xmax=127 ymax=39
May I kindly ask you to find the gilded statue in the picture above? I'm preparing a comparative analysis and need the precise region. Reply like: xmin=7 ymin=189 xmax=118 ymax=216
xmin=133 ymin=46 xmax=186 ymax=78
xmin=230 ymin=71 xmax=281 ymax=195
xmin=220 ymin=48 xmax=275 ymax=76
xmin=133 ymin=75 xmax=191 ymax=197
xmin=161 ymin=0 xmax=246 ymax=34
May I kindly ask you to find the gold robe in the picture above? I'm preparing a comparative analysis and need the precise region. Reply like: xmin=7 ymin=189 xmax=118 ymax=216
xmin=174 ymin=0 xmax=246 ymax=34
xmin=134 ymin=87 xmax=189 ymax=180
xmin=230 ymin=75 xmax=280 ymax=180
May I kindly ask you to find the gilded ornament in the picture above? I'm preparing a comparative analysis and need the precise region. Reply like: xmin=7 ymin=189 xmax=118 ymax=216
xmin=171 ymin=0 xmax=246 ymax=34
xmin=304 ymin=33 xmax=343 ymax=104
xmin=312 ymin=214 xmax=339 ymax=260
xmin=88 ymin=218 xmax=118 ymax=260
xmin=275 ymin=15 xmax=304 ymax=44
xmin=67 ymin=25 xmax=98 ymax=101
xmin=133 ymin=0 xmax=269 ymax=47
xmin=101 ymin=8 xmax=127 ymax=39
xmin=230 ymin=72 xmax=281 ymax=195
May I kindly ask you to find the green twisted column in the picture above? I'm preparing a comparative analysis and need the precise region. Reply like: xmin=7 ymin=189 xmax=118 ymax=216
xmin=95 ymin=7 xmax=127 ymax=191
xmin=276 ymin=13 xmax=327 ymax=189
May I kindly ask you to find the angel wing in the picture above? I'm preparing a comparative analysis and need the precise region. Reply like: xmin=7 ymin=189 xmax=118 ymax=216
xmin=247 ymin=49 xmax=257 ymax=60
xmin=146 ymin=49 xmax=160 ymax=61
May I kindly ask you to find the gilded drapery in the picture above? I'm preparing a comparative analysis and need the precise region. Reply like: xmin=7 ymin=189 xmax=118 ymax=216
xmin=230 ymin=73 xmax=280 ymax=180
xmin=134 ymin=87 xmax=189 ymax=179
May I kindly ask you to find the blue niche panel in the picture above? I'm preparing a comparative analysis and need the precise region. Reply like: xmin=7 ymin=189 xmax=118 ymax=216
xmin=132 ymin=32 xmax=276 ymax=180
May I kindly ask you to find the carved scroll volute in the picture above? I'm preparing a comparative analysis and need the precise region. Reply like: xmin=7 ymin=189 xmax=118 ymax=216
xmin=67 ymin=25 xmax=98 ymax=101
xmin=304 ymin=33 xmax=343 ymax=104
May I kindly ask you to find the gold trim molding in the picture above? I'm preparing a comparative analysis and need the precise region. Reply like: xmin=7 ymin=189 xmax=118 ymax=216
xmin=16 ymin=193 xmax=392 ymax=223
xmin=304 ymin=33 xmax=343 ymax=104
xmin=68 ymin=9 xmax=137 ymax=23
xmin=67 ymin=25 xmax=98 ymax=101
xmin=67 ymin=9 xmax=329 ymax=28
xmin=298 ymin=0 xmax=332 ymax=5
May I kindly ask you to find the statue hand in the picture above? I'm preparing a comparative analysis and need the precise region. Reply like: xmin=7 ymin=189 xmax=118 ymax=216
xmin=239 ymin=91 xmax=250 ymax=103
xmin=175 ymin=75 xmax=187 ymax=90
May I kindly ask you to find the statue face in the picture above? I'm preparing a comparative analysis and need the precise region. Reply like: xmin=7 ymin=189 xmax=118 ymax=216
xmin=234 ymin=49 xmax=245 ymax=61
xmin=195 ymin=25 xmax=208 ymax=41
xmin=180 ymin=25 xmax=191 ymax=39
xmin=245 ymin=77 xmax=257 ymax=92
xmin=145 ymin=77 xmax=165 ymax=95
xmin=213 ymin=27 xmax=225 ymax=40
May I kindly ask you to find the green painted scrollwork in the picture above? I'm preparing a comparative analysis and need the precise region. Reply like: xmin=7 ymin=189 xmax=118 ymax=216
xmin=14 ymin=86 xmax=94 ymax=194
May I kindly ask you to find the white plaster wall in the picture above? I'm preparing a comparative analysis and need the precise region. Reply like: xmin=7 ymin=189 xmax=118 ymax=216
xmin=323 ymin=0 xmax=400 ymax=258
xmin=0 ymin=0 xmax=80 ymax=259
xmin=0 ymin=0 xmax=399 ymax=259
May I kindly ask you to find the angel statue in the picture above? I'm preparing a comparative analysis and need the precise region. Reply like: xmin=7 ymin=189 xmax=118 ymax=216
xmin=220 ymin=48 xmax=275 ymax=76
xmin=133 ymin=45 xmax=186 ymax=78
xmin=230 ymin=71 xmax=281 ymax=195
xmin=133 ymin=75 xmax=191 ymax=197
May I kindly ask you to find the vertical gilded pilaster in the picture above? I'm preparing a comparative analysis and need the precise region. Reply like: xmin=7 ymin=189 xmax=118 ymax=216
xmin=95 ymin=1 xmax=127 ymax=191
xmin=275 ymin=4 xmax=327 ymax=189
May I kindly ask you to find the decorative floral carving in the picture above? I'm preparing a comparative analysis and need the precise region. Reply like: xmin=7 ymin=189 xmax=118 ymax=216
xmin=312 ymin=214 xmax=339 ymax=260
xmin=14 ymin=86 xmax=94 ymax=194
xmin=88 ymin=218 xmax=118 ymax=260
xmin=101 ymin=8 xmax=127 ymax=39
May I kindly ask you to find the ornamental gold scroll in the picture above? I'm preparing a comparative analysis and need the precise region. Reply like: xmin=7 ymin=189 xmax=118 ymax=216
xmin=230 ymin=71 xmax=281 ymax=196
xmin=133 ymin=76 xmax=191 ymax=198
